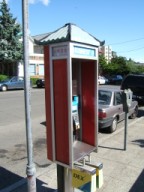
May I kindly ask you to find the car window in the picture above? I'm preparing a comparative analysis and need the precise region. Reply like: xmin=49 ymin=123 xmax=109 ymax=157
xmin=117 ymin=75 xmax=123 ymax=79
xmin=11 ymin=77 xmax=17 ymax=82
xmin=122 ymin=76 xmax=135 ymax=87
xmin=99 ymin=90 xmax=111 ymax=105
xmin=114 ymin=92 xmax=122 ymax=105
xmin=123 ymin=75 xmax=144 ymax=87
xmin=18 ymin=77 xmax=24 ymax=82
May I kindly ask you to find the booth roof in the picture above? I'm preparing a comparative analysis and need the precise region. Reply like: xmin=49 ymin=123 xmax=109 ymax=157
xmin=34 ymin=23 xmax=105 ymax=47
xmin=33 ymin=32 xmax=50 ymax=41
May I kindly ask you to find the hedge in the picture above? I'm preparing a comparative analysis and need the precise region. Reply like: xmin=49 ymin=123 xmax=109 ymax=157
xmin=0 ymin=74 xmax=8 ymax=82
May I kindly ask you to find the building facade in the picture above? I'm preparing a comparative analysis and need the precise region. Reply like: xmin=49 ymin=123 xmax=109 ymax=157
xmin=99 ymin=45 xmax=113 ymax=63
xmin=18 ymin=36 xmax=44 ymax=78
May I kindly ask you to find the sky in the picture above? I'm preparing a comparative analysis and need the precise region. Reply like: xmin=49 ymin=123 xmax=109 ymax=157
xmin=1 ymin=0 xmax=144 ymax=62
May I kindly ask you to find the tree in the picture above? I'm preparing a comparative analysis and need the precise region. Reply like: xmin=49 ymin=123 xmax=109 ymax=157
xmin=110 ymin=56 xmax=128 ymax=75
xmin=126 ymin=59 xmax=137 ymax=74
xmin=99 ymin=55 xmax=108 ymax=75
xmin=99 ymin=53 xmax=144 ymax=76
xmin=0 ymin=0 xmax=22 ymax=75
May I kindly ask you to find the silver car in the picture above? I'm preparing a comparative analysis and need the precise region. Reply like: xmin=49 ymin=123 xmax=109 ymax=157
xmin=98 ymin=87 xmax=138 ymax=133
xmin=0 ymin=76 xmax=25 ymax=91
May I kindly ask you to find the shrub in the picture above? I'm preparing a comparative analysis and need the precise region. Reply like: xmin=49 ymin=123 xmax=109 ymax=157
xmin=0 ymin=74 xmax=8 ymax=82
xmin=30 ymin=77 xmax=39 ymax=85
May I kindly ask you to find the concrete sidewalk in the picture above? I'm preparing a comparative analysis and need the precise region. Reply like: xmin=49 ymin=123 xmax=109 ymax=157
xmin=3 ymin=117 xmax=144 ymax=192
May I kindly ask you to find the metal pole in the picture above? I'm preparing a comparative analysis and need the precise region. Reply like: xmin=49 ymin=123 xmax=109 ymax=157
xmin=64 ymin=168 xmax=73 ymax=192
xmin=57 ymin=165 xmax=64 ymax=192
xmin=124 ymin=112 xmax=128 ymax=151
xmin=22 ymin=0 xmax=36 ymax=191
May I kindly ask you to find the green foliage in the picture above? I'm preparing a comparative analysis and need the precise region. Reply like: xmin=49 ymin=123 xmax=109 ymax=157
xmin=30 ymin=77 xmax=39 ymax=85
xmin=99 ymin=55 xmax=144 ymax=76
xmin=0 ymin=0 xmax=22 ymax=63
xmin=99 ymin=55 xmax=108 ymax=74
xmin=136 ymin=65 xmax=144 ymax=73
xmin=110 ymin=57 xmax=128 ymax=75
xmin=126 ymin=59 xmax=137 ymax=73
xmin=0 ymin=74 xmax=8 ymax=81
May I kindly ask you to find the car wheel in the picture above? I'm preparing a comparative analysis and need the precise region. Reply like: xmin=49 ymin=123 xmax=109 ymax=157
xmin=130 ymin=106 xmax=138 ymax=119
xmin=1 ymin=85 xmax=7 ymax=91
xmin=109 ymin=117 xmax=117 ymax=133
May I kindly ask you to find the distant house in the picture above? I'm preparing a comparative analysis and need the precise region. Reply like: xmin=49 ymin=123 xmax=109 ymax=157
xmin=18 ymin=34 xmax=49 ymax=78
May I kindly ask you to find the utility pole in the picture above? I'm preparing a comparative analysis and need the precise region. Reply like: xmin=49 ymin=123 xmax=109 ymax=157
xmin=22 ymin=0 xmax=36 ymax=191
xmin=124 ymin=112 xmax=128 ymax=150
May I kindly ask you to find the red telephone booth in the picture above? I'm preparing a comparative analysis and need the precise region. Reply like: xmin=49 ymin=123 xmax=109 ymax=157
xmin=38 ymin=23 xmax=104 ymax=168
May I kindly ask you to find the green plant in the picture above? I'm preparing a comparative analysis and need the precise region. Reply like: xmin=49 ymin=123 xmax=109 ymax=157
xmin=30 ymin=77 xmax=39 ymax=85
xmin=0 ymin=74 xmax=8 ymax=82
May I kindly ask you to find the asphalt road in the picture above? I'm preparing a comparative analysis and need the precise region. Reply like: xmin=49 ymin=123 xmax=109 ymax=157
xmin=0 ymin=88 xmax=49 ymax=189
xmin=0 ymin=86 xmax=143 ymax=190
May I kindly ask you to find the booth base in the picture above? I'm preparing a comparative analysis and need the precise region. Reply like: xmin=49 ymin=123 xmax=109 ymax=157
xmin=85 ymin=162 xmax=103 ymax=189
xmin=96 ymin=168 xmax=103 ymax=189
xmin=72 ymin=164 xmax=96 ymax=192
xmin=73 ymin=141 xmax=96 ymax=164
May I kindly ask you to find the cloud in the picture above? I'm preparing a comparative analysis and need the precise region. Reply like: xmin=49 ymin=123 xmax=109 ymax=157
xmin=41 ymin=0 xmax=50 ymax=5
xmin=29 ymin=0 xmax=50 ymax=6
xmin=0 ymin=0 xmax=50 ymax=5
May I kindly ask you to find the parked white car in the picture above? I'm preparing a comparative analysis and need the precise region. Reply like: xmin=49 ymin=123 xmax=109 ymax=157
xmin=98 ymin=76 xmax=106 ymax=85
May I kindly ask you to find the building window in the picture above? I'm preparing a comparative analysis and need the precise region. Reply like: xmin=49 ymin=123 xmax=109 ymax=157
xmin=39 ymin=64 xmax=44 ymax=75
xmin=29 ymin=64 xmax=36 ymax=76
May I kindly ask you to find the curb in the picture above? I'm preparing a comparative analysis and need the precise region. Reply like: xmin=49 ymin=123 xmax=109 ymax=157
xmin=98 ymin=116 xmax=144 ymax=145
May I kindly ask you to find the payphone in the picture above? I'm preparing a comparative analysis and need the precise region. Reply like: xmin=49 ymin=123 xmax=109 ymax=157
xmin=39 ymin=22 xmax=104 ymax=191
xmin=41 ymin=23 xmax=102 ymax=169
xmin=44 ymin=48 xmax=98 ymax=168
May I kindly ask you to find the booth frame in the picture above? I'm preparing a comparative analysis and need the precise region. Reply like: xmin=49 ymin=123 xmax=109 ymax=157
xmin=44 ymin=41 xmax=99 ymax=168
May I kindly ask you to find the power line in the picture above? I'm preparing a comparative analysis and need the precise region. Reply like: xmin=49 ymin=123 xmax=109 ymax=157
xmin=117 ymin=46 xmax=144 ymax=53
xmin=109 ymin=37 xmax=144 ymax=45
